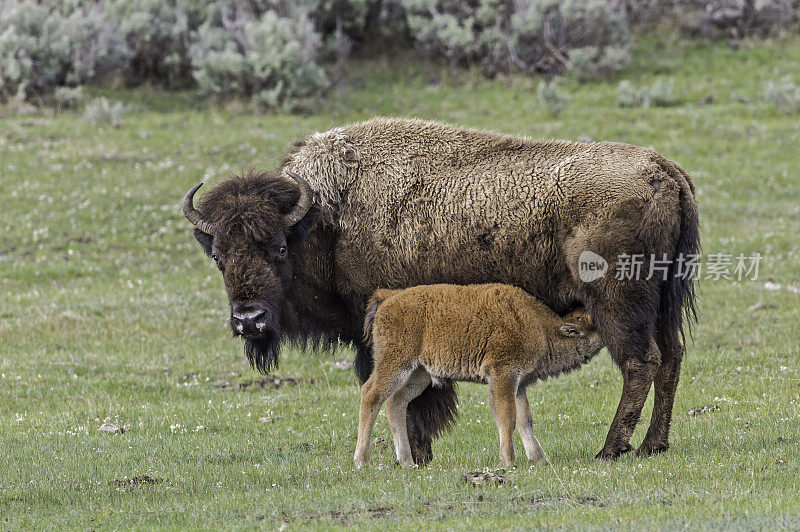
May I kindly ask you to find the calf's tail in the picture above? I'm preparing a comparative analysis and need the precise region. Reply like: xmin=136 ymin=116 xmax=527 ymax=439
xmin=361 ymin=289 xmax=402 ymax=348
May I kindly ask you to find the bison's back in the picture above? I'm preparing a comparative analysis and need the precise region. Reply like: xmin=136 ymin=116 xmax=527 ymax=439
xmin=286 ymin=117 xmax=689 ymax=313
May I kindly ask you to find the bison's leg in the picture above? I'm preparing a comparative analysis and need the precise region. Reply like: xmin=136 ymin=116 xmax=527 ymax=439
xmin=515 ymin=387 xmax=548 ymax=464
xmin=596 ymin=337 xmax=661 ymax=461
xmin=637 ymin=326 xmax=683 ymax=456
xmin=406 ymin=382 xmax=458 ymax=465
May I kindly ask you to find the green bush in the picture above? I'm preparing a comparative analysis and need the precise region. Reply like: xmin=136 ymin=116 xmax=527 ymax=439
xmin=53 ymin=85 xmax=85 ymax=109
xmin=617 ymin=78 xmax=677 ymax=108
xmin=537 ymin=79 xmax=569 ymax=115
xmin=83 ymin=96 xmax=128 ymax=127
xmin=189 ymin=8 xmax=329 ymax=112
xmin=0 ymin=0 xmax=130 ymax=102
xmin=568 ymin=45 xmax=630 ymax=81
xmin=763 ymin=77 xmax=800 ymax=113
xmin=617 ymin=79 xmax=640 ymax=107
xmin=401 ymin=0 xmax=630 ymax=78
xmin=620 ymin=0 xmax=799 ymax=38
xmin=103 ymin=0 xmax=193 ymax=88
xmin=676 ymin=0 xmax=798 ymax=38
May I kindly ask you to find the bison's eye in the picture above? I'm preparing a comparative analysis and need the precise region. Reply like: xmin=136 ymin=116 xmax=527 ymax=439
xmin=211 ymin=253 xmax=219 ymax=263
xmin=278 ymin=245 xmax=287 ymax=257
xmin=577 ymin=317 xmax=584 ymax=323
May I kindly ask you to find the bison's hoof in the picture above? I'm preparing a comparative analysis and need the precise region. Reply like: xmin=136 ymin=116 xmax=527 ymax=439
xmin=635 ymin=441 xmax=669 ymax=457
xmin=410 ymin=441 xmax=433 ymax=467
xmin=594 ymin=442 xmax=632 ymax=461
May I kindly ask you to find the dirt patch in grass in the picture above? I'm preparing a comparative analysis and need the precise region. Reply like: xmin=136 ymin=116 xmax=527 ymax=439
xmin=112 ymin=475 xmax=162 ymax=488
xmin=283 ymin=505 xmax=395 ymax=526
xmin=461 ymin=471 xmax=508 ymax=487
xmin=290 ymin=442 xmax=315 ymax=452
xmin=211 ymin=375 xmax=311 ymax=390
xmin=514 ymin=494 xmax=601 ymax=507
xmin=330 ymin=506 xmax=394 ymax=525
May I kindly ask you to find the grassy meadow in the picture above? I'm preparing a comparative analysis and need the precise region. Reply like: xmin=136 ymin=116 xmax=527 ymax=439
xmin=1 ymin=35 xmax=800 ymax=529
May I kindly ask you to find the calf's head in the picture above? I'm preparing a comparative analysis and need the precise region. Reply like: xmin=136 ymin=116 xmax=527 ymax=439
xmin=183 ymin=170 xmax=318 ymax=373
xmin=558 ymin=307 xmax=604 ymax=357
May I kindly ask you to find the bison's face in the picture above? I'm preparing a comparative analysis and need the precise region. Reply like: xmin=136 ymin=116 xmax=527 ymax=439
xmin=183 ymin=170 xmax=318 ymax=373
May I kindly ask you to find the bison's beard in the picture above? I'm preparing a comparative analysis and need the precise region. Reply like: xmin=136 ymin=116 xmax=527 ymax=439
xmin=244 ymin=335 xmax=280 ymax=374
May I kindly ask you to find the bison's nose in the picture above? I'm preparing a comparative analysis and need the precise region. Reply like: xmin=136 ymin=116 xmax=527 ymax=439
xmin=230 ymin=308 xmax=268 ymax=335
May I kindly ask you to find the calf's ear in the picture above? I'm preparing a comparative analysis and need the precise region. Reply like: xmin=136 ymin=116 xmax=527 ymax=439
xmin=194 ymin=228 xmax=214 ymax=257
xmin=559 ymin=325 xmax=584 ymax=338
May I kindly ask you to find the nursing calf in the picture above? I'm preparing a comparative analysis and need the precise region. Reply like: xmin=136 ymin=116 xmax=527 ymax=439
xmin=354 ymin=284 xmax=604 ymax=467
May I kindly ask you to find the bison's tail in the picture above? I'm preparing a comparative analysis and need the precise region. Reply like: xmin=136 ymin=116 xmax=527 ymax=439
xmin=661 ymin=159 xmax=700 ymax=344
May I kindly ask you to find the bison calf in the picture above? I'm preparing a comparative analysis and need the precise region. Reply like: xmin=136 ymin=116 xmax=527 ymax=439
xmin=354 ymin=283 xmax=604 ymax=468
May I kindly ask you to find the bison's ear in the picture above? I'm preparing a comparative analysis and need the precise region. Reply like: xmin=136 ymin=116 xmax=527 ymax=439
xmin=559 ymin=325 xmax=584 ymax=338
xmin=287 ymin=205 xmax=320 ymax=243
xmin=194 ymin=228 xmax=214 ymax=257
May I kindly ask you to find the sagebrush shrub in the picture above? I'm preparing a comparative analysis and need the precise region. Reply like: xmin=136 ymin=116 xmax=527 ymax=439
xmin=83 ymin=96 xmax=128 ymax=127
xmin=189 ymin=8 xmax=329 ymax=112
xmin=400 ymin=0 xmax=631 ymax=78
xmin=103 ymin=0 xmax=193 ymax=87
xmin=568 ymin=45 xmax=630 ymax=81
xmin=617 ymin=78 xmax=677 ymax=108
xmin=53 ymin=86 xmax=84 ymax=109
xmin=617 ymin=79 xmax=640 ymax=107
xmin=763 ymin=77 xmax=800 ymax=113
xmin=677 ymin=0 xmax=798 ymax=38
xmin=0 ymin=0 xmax=130 ymax=102
xmin=619 ymin=0 xmax=799 ymax=38
xmin=537 ymin=79 xmax=568 ymax=116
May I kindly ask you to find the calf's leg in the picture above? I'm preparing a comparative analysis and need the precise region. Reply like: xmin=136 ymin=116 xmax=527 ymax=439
xmin=515 ymin=387 xmax=548 ymax=464
xmin=385 ymin=367 xmax=432 ymax=466
xmin=354 ymin=369 xmax=404 ymax=468
xmin=488 ymin=373 xmax=519 ymax=466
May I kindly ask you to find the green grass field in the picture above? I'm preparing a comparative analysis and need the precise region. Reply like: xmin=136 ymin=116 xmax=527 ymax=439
xmin=2 ymin=35 xmax=799 ymax=529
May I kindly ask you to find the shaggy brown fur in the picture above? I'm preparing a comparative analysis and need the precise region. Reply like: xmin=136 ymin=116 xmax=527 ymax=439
xmin=354 ymin=284 xmax=604 ymax=467
xmin=184 ymin=117 xmax=699 ymax=463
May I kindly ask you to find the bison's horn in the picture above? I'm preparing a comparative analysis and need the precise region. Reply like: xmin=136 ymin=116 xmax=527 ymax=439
xmin=283 ymin=170 xmax=313 ymax=226
xmin=182 ymin=183 xmax=215 ymax=235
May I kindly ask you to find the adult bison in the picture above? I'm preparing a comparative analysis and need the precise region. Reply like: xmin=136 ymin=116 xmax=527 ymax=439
xmin=183 ymin=117 xmax=698 ymax=463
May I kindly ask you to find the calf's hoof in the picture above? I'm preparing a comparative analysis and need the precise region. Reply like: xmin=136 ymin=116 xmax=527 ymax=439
xmin=594 ymin=441 xmax=632 ymax=461
xmin=635 ymin=440 xmax=669 ymax=457
xmin=499 ymin=452 xmax=515 ymax=467
xmin=353 ymin=454 xmax=369 ymax=469
xmin=526 ymin=451 xmax=549 ymax=465
xmin=529 ymin=456 xmax=550 ymax=466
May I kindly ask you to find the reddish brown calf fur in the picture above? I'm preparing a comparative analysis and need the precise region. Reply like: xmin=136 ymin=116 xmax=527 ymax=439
xmin=354 ymin=283 xmax=604 ymax=467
